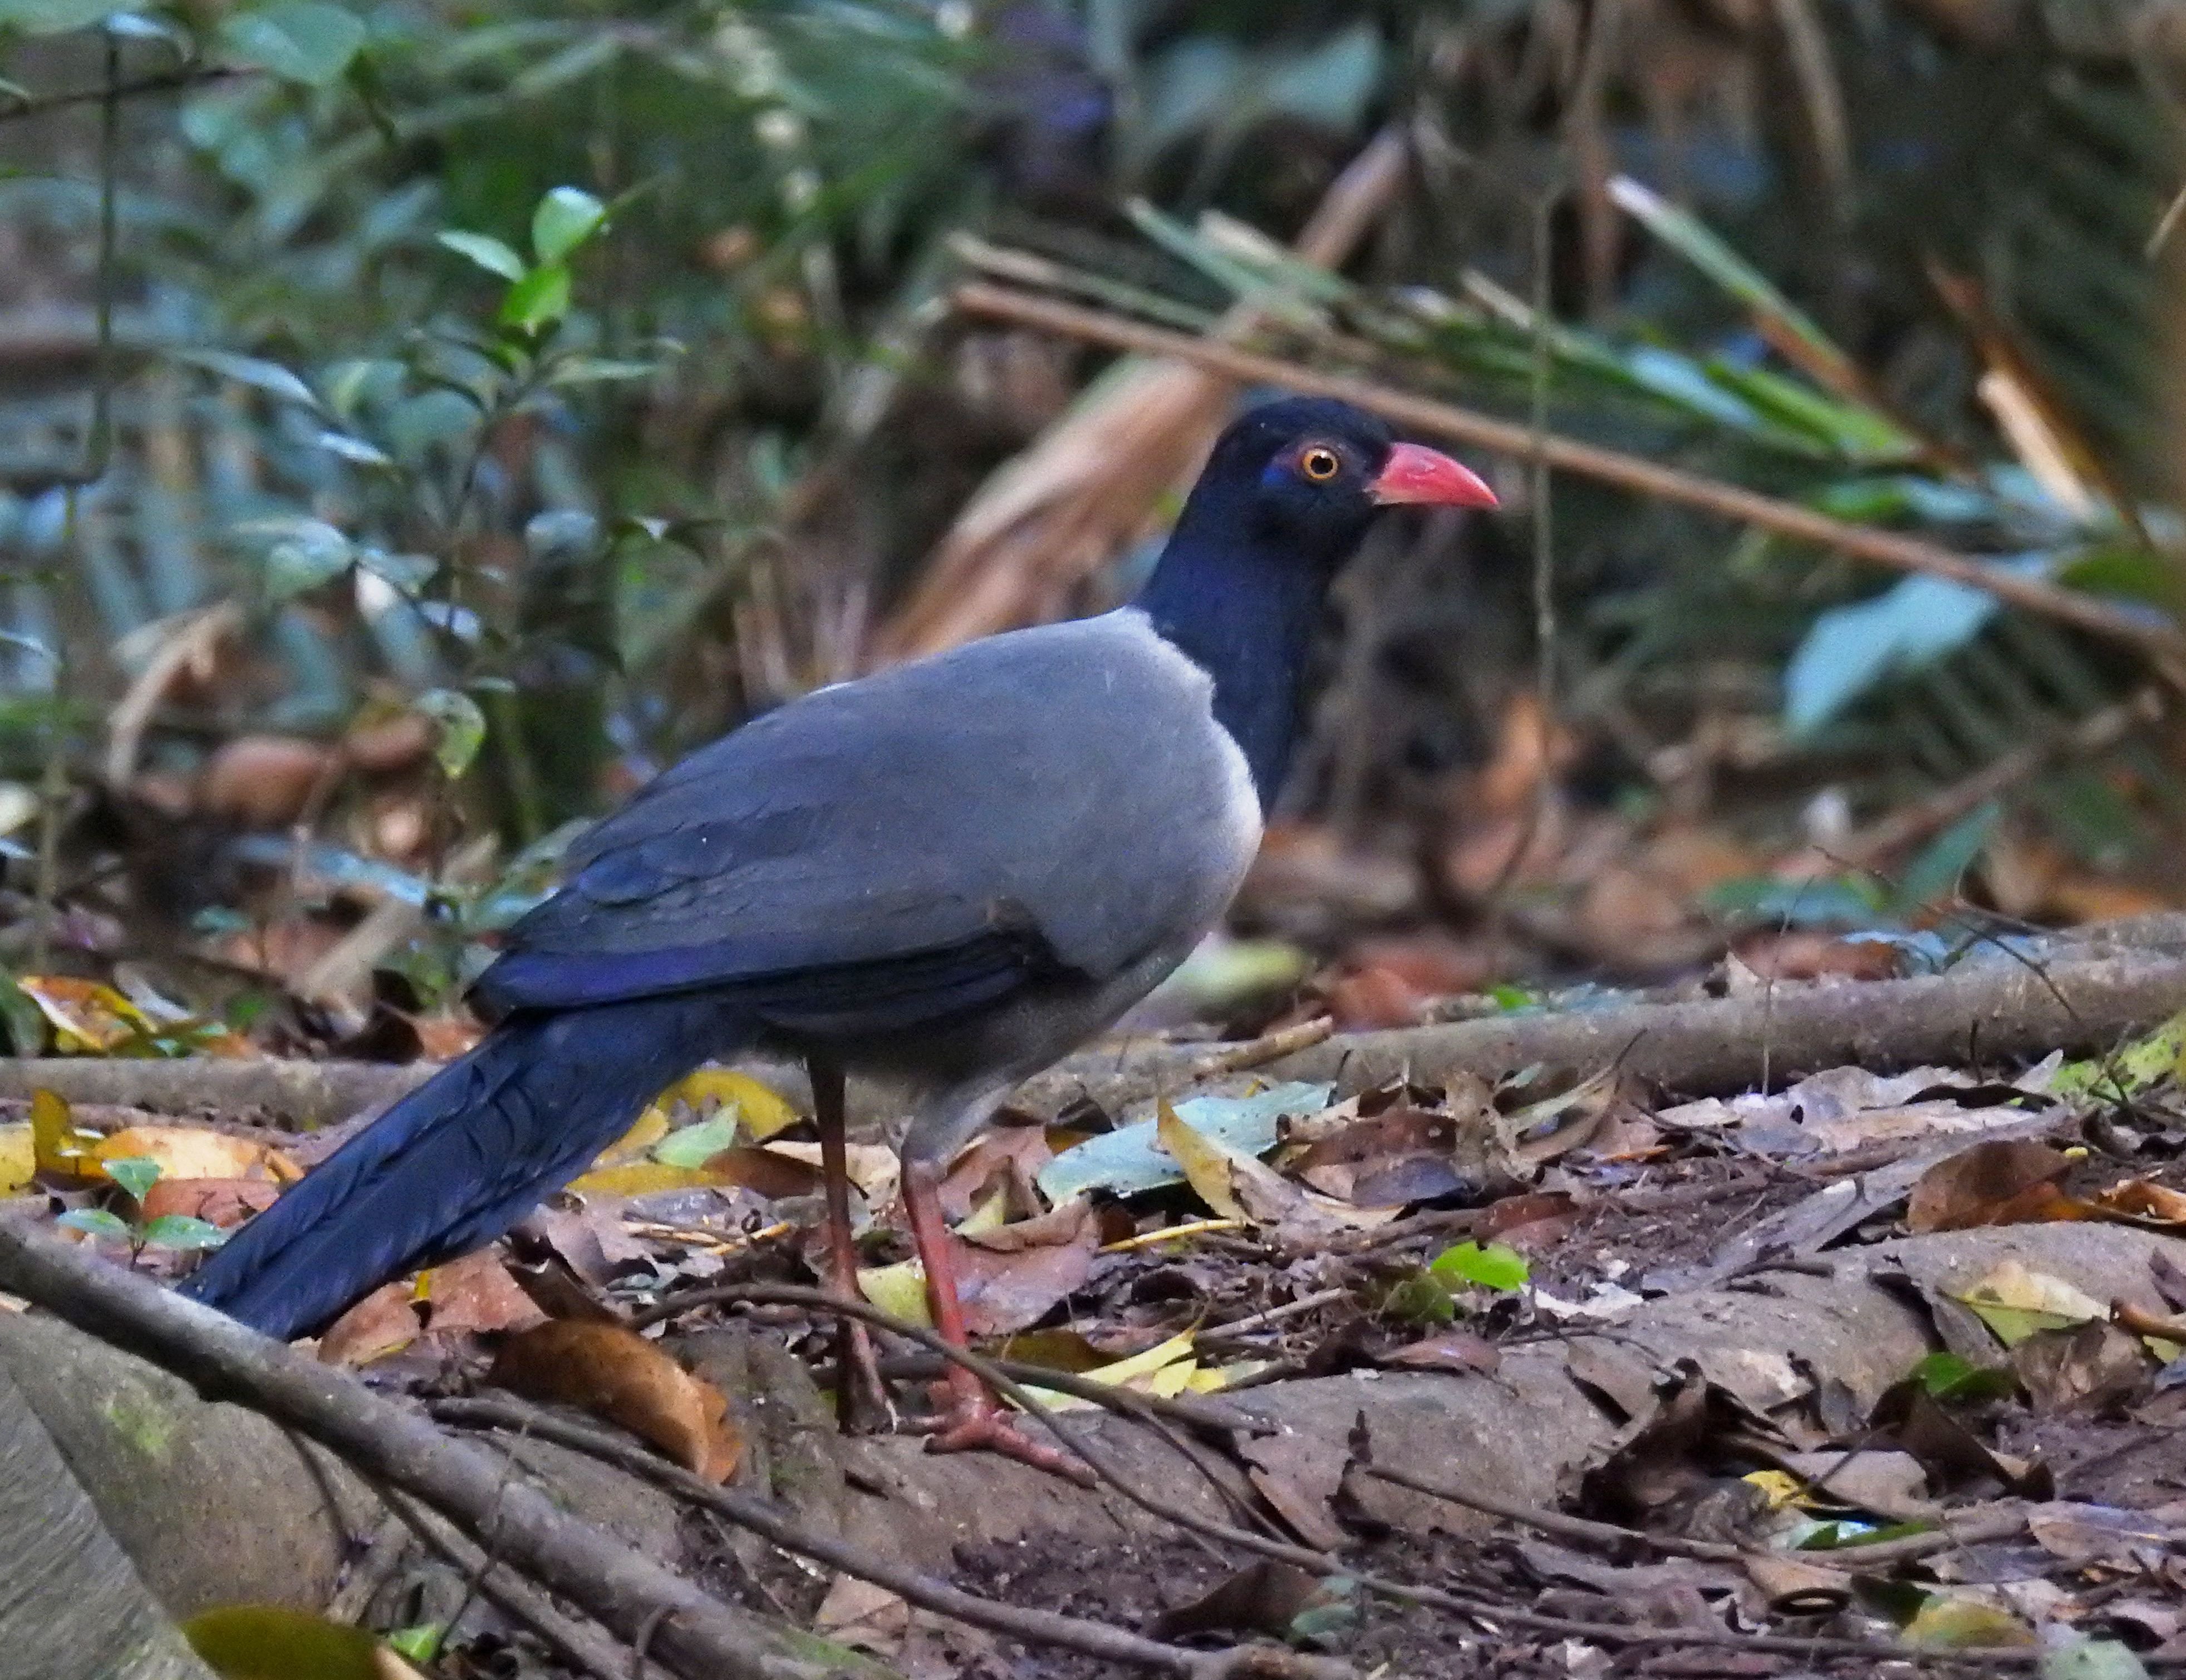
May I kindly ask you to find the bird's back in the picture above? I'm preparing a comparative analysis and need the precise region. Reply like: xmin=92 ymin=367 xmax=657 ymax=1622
xmin=476 ymin=608 xmax=1261 ymax=1014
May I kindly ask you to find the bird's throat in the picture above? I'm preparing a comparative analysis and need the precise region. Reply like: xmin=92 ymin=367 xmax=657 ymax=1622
xmin=1134 ymin=532 xmax=1331 ymax=810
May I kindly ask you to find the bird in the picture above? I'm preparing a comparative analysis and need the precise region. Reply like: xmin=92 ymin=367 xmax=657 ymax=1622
xmin=182 ymin=395 xmax=1496 ymax=1469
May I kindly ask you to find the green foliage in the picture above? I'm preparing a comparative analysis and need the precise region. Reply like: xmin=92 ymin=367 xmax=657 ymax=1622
xmin=1907 ymin=1350 xmax=2018 ymax=1406
xmin=217 ymin=1 xmax=366 ymax=87
xmin=58 ymin=1157 xmax=227 ymax=1252
xmin=1429 ymin=1240 xmax=1530 ymax=1294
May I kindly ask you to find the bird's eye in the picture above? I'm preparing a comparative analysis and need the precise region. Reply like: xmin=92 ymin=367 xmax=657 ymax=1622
xmin=1299 ymin=445 xmax=1342 ymax=483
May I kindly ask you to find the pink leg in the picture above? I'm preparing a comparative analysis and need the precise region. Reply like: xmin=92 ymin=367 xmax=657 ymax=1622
xmin=812 ymin=1057 xmax=890 ymax=1430
xmin=901 ymin=1155 xmax=1092 ymax=1484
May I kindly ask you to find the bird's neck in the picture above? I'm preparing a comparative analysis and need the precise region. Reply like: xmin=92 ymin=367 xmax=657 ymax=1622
xmin=1134 ymin=528 xmax=1329 ymax=811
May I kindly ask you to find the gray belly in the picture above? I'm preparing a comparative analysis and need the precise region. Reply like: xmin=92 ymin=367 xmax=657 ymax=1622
xmin=818 ymin=930 xmax=1202 ymax=1164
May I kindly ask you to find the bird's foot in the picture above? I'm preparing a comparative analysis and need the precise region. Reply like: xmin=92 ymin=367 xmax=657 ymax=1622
xmin=920 ymin=1389 xmax=1096 ymax=1485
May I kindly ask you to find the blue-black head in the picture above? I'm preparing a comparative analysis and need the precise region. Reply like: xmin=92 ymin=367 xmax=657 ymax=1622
xmin=1138 ymin=396 xmax=1496 ymax=806
xmin=1175 ymin=396 xmax=1497 ymax=565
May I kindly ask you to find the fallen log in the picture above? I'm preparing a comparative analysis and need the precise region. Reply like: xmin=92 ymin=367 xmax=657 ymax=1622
xmin=5 ymin=924 xmax=2184 ymax=1128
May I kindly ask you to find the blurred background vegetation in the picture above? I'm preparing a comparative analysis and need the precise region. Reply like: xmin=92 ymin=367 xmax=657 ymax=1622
xmin=3 ymin=0 xmax=2186 ymax=1057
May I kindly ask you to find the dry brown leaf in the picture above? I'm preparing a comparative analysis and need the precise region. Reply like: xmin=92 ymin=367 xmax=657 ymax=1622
xmin=2010 ymin=1320 xmax=2151 ymax=1414
xmin=936 ymin=1124 xmax=1055 ymax=1221
xmin=812 ymin=1576 xmax=910 ymax=1658
xmin=140 ymin=1176 xmax=279 ymax=1228
xmin=954 ymin=1198 xmax=1100 ymax=1337
xmin=763 ymin=1139 xmax=898 ymax=1206
xmin=199 ymin=734 xmax=338 ymax=828
xmin=318 ymin=1283 xmax=422 ymax=1366
xmin=1378 ymin=1330 xmax=1503 ymax=1375
xmin=489 ymin=1319 xmax=741 ymax=1482
xmin=700 ymin=1145 xmax=823 ymax=1200
xmin=1907 ymin=1141 xmax=2084 ymax=1234
xmin=421 ymin=1250 xmax=548 ymax=1339
xmin=2089 ymin=1178 xmax=2186 ymax=1229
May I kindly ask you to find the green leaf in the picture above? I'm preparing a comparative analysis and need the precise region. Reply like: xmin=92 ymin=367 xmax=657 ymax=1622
xmin=235 ymin=515 xmax=354 ymax=597
xmin=1909 ymin=1351 xmax=2018 ymax=1405
xmin=314 ymin=430 xmax=392 ymax=468
xmin=499 ymin=263 xmax=572 ymax=333
xmin=1782 ymin=558 xmax=2053 ymax=735
xmin=57 ymin=1208 xmax=132 ymax=1242
xmin=386 ymin=390 xmax=480 ymax=461
xmin=141 ymin=1214 xmax=229 ymax=1251
xmin=356 ymin=549 xmax=437 ymax=593
xmin=437 ymin=230 xmax=526 ymax=283
xmin=1430 ymin=1240 xmax=1529 ymax=1293
xmin=0 ymin=971 xmax=45 ymax=1055
xmin=652 ymin=1113 xmax=741 ymax=1168
xmin=415 ymin=689 xmax=486 ymax=778
xmin=531 ymin=185 xmax=606 ymax=266
xmin=217 ymin=0 xmax=365 ymax=86
xmin=102 ymin=1155 xmax=160 ymax=1206
xmin=1037 ymin=1082 xmax=1332 ymax=1203
xmin=386 ymin=1624 xmax=445 ymax=1664
xmin=1895 ymin=802 xmax=2001 ymax=912
xmin=183 ymin=1604 xmax=384 ymax=1680
xmin=171 ymin=348 xmax=325 ymax=415
xmin=544 ymin=355 xmax=658 ymax=387
xmin=2043 ymin=1631 xmax=2152 ymax=1680
xmin=0 ymin=0 xmax=131 ymax=36
xmin=1382 ymin=1272 xmax=1456 ymax=1325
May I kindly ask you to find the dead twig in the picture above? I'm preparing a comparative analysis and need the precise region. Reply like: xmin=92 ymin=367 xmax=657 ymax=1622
xmin=431 ymin=1395 xmax=1348 ymax=1680
xmin=374 ymin=1481 xmax=635 ymax=1680
xmin=1198 ymin=1288 xmax=1352 ymax=1345
xmin=0 ymin=1222 xmax=862 ymax=1680
xmin=1353 ymin=1462 xmax=1749 ymax=1564
xmin=949 ymin=282 xmax=2186 ymax=669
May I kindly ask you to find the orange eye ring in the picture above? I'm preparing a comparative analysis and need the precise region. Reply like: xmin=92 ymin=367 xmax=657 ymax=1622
xmin=1299 ymin=445 xmax=1341 ymax=483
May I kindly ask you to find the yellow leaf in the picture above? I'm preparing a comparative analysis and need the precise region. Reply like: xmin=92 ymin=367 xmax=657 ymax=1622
xmin=1083 ymin=1328 xmax=1198 ymax=1387
xmin=29 ymin=1088 xmax=99 ymax=1180
xmin=1948 ymin=1258 xmax=2105 ymax=1348
xmin=1901 ymin=1593 xmax=2035 ymax=1650
xmin=596 ymin=1104 xmax=669 ymax=1166
xmin=0 ymin=1123 xmax=33 ymax=1195
xmin=1021 ymin=1329 xmax=1202 ymax=1412
xmin=957 ymin=1185 xmax=1009 ymax=1237
xmin=637 ymin=1067 xmax=800 ymax=1144
xmin=1742 ymin=1470 xmax=1807 ymax=1510
xmin=567 ymin=1160 xmax=735 ymax=1197
xmin=856 ymin=1259 xmax=934 ymax=1329
xmin=1156 ymin=1099 xmax=1245 ymax=1221
xmin=93 ymin=1126 xmax=300 ymax=1185
xmin=1147 ymin=1357 xmax=1203 ymax=1397
xmin=18 ymin=976 xmax=157 ymax=1054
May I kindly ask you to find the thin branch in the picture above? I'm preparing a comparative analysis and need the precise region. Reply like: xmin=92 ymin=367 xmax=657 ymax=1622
xmin=0 ymin=65 xmax=244 ymax=125
xmin=432 ymin=1396 xmax=1345 ymax=1680
xmin=0 ymin=1222 xmax=860 ymax=1680
xmin=1353 ymin=1462 xmax=1748 ymax=1564
xmin=948 ymin=283 xmax=2186 ymax=669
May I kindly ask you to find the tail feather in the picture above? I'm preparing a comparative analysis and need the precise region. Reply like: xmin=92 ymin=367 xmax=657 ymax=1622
xmin=184 ymin=993 xmax=748 ymax=1341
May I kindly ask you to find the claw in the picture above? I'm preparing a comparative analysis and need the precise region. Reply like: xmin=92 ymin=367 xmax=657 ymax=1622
xmin=922 ymin=1385 xmax=1095 ymax=1484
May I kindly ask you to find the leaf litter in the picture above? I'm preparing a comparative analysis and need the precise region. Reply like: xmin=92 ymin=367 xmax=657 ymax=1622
xmin=16 ymin=989 xmax=2186 ymax=1677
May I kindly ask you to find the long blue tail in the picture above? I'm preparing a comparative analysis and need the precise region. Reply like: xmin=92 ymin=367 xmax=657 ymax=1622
xmin=184 ymin=993 xmax=750 ymax=1341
